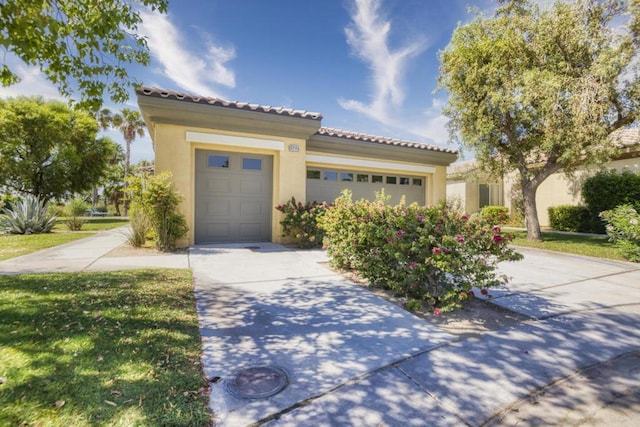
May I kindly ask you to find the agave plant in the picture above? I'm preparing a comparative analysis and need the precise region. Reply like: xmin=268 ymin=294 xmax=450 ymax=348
xmin=0 ymin=196 xmax=57 ymax=234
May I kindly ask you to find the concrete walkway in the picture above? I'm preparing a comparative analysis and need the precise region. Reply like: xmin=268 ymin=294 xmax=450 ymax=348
xmin=2 ymin=232 xmax=639 ymax=425
xmin=0 ymin=226 xmax=189 ymax=274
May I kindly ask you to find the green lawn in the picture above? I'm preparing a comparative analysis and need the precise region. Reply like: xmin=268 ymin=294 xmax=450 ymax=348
xmin=509 ymin=230 xmax=627 ymax=261
xmin=0 ymin=218 xmax=129 ymax=261
xmin=0 ymin=269 xmax=211 ymax=427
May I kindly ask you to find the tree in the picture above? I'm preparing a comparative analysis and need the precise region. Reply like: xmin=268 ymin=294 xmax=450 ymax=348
xmin=0 ymin=96 xmax=114 ymax=201
xmin=112 ymin=109 xmax=146 ymax=181
xmin=0 ymin=0 xmax=168 ymax=111
xmin=438 ymin=0 xmax=640 ymax=241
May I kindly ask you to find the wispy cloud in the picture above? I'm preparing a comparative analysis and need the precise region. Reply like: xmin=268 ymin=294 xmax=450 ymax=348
xmin=338 ymin=0 xmax=426 ymax=124
xmin=408 ymin=98 xmax=450 ymax=145
xmin=0 ymin=60 xmax=65 ymax=100
xmin=138 ymin=9 xmax=236 ymax=97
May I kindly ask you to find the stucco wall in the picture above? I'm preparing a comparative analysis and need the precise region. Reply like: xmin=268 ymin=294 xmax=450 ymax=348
xmin=505 ymin=157 xmax=640 ymax=227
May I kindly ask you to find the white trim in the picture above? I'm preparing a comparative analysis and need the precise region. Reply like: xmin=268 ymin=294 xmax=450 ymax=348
xmin=305 ymin=154 xmax=436 ymax=174
xmin=186 ymin=131 xmax=284 ymax=151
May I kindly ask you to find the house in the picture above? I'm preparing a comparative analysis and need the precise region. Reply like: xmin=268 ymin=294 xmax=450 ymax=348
xmin=446 ymin=128 xmax=640 ymax=226
xmin=137 ymin=87 xmax=458 ymax=246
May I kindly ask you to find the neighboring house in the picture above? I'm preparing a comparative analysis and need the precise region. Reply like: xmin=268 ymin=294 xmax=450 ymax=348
xmin=137 ymin=87 xmax=458 ymax=246
xmin=446 ymin=159 xmax=503 ymax=215
xmin=446 ymin=128 xmax=640 ymax=226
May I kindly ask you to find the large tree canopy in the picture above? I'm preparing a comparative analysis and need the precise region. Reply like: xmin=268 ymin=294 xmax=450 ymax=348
xmin=439 ymin=0 xmax=640 ymax=240
xmin=0 ymin=0 xmax=168 ymax=111
xmin=0 ymin=97 xmax=116 ymax=201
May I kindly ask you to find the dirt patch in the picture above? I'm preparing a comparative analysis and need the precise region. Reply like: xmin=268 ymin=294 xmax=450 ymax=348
xmin=104 ymin=243 xmax=188 ymax=257
xmin=334 ymin=267 xmax=530 ymax=338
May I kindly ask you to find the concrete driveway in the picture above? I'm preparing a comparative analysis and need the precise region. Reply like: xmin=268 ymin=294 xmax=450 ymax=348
xmin=191 ymin=244 xmax=640 ymax=426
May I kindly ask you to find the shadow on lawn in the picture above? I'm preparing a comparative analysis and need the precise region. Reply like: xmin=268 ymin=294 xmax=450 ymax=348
xmin=0 ymin=270 xmax=211 ymax=426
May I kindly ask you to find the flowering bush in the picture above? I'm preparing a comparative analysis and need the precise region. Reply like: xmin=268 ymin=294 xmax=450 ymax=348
xmin=601 ymin=204 xmax=640 ymax=262
xmin=275 ymin=197 xmax=328 ymax=248
xmin=480 ymin=205 xmax=509 ymax=226
xmin=319 ymin=190 xmax=522 ymax=312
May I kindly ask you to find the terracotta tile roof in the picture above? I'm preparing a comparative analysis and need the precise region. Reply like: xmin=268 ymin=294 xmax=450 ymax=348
xmin=612 ymin=128 xmax=640 ymax=148
xmin=316 ymin=127 xmax=458 ymax=154
xmin=137 ymin=86 xmax=322 ymax=121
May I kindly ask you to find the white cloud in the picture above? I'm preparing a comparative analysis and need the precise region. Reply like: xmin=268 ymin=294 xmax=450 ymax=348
xmin=338 ymin=0 xmax=426 ymax=124
xmin=407 ymin=99 xmax=450 ymax=145
xmin=0 ymin=62 xmax=65 ymax=100
xmin=138 ymin=9 xmax=236 ymax=97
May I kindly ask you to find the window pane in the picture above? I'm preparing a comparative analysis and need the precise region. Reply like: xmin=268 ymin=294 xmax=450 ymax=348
xmin=357 ymin=174 xmax=369 ymax=183
xmin=372 ymin=175 xmax=383 ymax=183
xmin=479 ymin=184 xmax=490 ymax=208
xmin=386 ymin=176 xmax=397 ymax=184
xmin=307 ymin=170 xmax=321 ymax=179
xmin=208 ymin=155 xmax=229 ymax=168
xmin=324 ymin=171 xmax=338 ymax=181
xmin=341 ymin=172 xmax=353 ymax=182
xmin=399 ymin=177 xmax=410 ymax=185
xmin=242 ymin=158 xmax=262 ymax=170
xmin=412 ymin=178 xmax=422 ymax=186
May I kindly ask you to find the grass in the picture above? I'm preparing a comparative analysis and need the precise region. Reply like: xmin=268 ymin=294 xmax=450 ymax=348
xmin=0 ymin=218 xmax=129 ymax=261
xmin=0 ymin=269 xmax=211 ymax=426
xmin=509 ymin=230 xmax=627 ymax=261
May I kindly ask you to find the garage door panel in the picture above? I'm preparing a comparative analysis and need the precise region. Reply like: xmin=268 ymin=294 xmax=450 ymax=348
xmin=207 ymin=176 xmax=232 ymax=193
xmin=195 ymin=150 xmax=272 ymax=243
xmin=239 ymin=200 xmax=264 ymax=217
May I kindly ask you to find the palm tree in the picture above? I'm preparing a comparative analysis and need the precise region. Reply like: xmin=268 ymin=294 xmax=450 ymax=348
xmin=112 ymin=109 xmax=146 ymax=181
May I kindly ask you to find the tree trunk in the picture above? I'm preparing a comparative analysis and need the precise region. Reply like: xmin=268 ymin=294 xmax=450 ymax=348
xmin=123 ymin=140 xmax=131 ymax=216
xmin=522 ymin=181 xmax=542 ymax=241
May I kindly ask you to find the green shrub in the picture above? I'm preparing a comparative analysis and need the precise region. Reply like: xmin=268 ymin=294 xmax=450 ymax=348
xmin=64 ymin=197 xmax=88 ymax=231
xmin=1 ymin=194 xmax=21 ymax=211
xmin=318 ymin=190 xmax=522 ymax=312
xmin=275 ymin=197 xmax=328 ymax=248
xmin=548 ymin=205 xmax=591 ymax=232
xmin=0 ymin=195 xmax=57 ymax=234
xmin=127 ymin=206 xmax=151 ymax=247
xmin=481 ymin=205 xmax=509 ymax=225
xmin=582 ymin=169 xmax=640 ymax=233
xmin=601 ymin=204 xmax=640 ymax=262
xmin=127 ymin=172 xmax=188 ymax=251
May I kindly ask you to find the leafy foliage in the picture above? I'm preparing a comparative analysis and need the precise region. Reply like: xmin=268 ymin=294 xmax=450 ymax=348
xmin=0 ymin=97 xmax=115 ymax=201
xmin=0 ymin=195 xmax=57 ymax=235
xmin=319 ymin=191 xmax=522 ymax=312
xmin=275 ymin=197 xmax=328 ymax=248
xmin=582 ymin=169 xmax=640 ymax=233
xmin=127 ymin=172 xmax=188 ymax=251
xmin=439 ymin=0 xmax=640 ymax=241
xmin=0 ymin=0 xmax=168 ymax=111
xmin=480 ymin=205 xmax=509 ymax=226
xmin=126 ymin=206 xmax=151 ymax=247
xmin=548 ymin=205 xmax=592 ymax=233
xmin=601 ymin=204 xmax=640 ymax=262
xmin=63 ymin=197 xmax=89 ymax=231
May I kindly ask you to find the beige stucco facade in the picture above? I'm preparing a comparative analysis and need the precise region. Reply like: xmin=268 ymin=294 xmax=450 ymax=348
xmin=447 ymin=131 xmax=640 ymax=227
xmin=138 ymin=87 xmax=457 ymax=246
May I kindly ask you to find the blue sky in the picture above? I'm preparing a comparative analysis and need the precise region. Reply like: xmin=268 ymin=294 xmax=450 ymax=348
xmin=0 ymin=0 xmax=493 ymax=163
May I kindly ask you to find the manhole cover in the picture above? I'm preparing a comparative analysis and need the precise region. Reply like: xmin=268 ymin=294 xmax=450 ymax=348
xmin=226 ymin=366 xmax=288 ymax=399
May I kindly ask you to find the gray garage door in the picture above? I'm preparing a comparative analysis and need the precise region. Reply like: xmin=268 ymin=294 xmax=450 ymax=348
xmin=195 ymin=149 xmax=272 ymax=243
xmin=306 ymin=168 xmax=425 ymax=205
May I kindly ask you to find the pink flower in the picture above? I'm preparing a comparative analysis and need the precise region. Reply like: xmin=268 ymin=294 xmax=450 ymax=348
xmin=409 ymin=262 xmax=418 ymax=269
xmin=468 ymin=290 xmax=475 ymax=297
xmin=456 ymin=234 xmax=465 ymax=243
xmin=461 ymin=215 xmax=469 ymax=221
xmin=481 ymin=288 xmax=489 ymax=296
xmin=492 ymin=226 xmax=501 ymax=232
xmin=396 ymin=230 xmax=405 ymax=237
xmin=493 ymin=235 xmax=503 ymax=243
xmin=433 ymin=247 xmax=442 ymax=255
xmin=433 ymin=307 xmax=441 ymax=316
